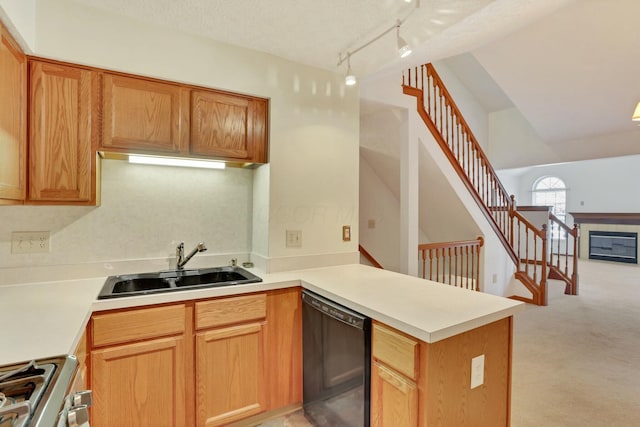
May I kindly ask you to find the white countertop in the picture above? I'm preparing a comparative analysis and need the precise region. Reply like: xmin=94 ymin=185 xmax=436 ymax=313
xmin=0 ymin=264 xmax=524 ymax=365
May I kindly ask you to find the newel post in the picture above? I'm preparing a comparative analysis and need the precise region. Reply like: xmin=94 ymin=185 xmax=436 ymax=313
xmin=540 ymin=224 xmax=548 ymax=306
xmin=509 ymin=195 xmax=516 ymax=248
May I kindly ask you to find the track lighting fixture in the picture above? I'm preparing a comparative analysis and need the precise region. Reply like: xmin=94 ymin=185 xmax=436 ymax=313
xmin=337 ymin=2 xmax=419 ymax=84
xmin=396 ymin=21 xmax=412 ymax=58
xmin=345 ymin=55 xmax=357 ymax=86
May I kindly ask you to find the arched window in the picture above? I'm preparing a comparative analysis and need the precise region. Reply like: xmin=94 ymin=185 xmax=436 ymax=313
xmin=532 ymin=176 xmax=566 ymax=238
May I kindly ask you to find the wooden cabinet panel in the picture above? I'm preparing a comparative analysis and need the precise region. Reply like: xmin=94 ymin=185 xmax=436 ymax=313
xmin=91 ymin=336 xmax=188 ymax=427
xmin=195 ymin=293 xmax=266 ymax=330
xmin=72 ymin=328 xmax=89 ymax=391
xmin=265 ymin=287 xmax=302 ymax=410
xmin=92 ymin=304 xmax=186 ymax=347
xmin=102 ymin=73 xmax=188 ymax=153
xmin=371 ymin=362 xmax=418 ymax=427
xmin=196 ymin=322 xmax=266 ymax=427
xmin=0 ymin=23 xmax=26 ymax=203
xmin=28 ymin=60 xmax=98 ymax=204
xmin=423 ymin=317 xmax=511 ymax=427
xmin=373 ymin=323 xmax=419 ymax=381
xmin=190 ymin=91 xmax=267 ymax=162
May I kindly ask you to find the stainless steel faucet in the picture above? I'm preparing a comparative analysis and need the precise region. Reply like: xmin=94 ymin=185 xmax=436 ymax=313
xmin=176 ymin=241 xmax=207 ymax=269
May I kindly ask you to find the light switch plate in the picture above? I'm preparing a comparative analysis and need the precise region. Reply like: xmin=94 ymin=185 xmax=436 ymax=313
xmin=286 ymin=230 xmax=302 ymax=248
xmin=342 ymin=225 xmax=351 ymax=241
xmin=471 ymin=354 xmax=485 ymax=389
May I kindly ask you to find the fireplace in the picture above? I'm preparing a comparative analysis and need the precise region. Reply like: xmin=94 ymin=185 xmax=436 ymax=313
xmin=589 ymin=231 xmax=638 ymax=264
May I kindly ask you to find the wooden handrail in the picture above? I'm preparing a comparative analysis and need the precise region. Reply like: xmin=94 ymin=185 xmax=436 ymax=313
xmin=402 ymin=63 xmax=580 ymax=306
xmin=418 ymin=236 xmax=484 ymax=251
xmin=418 ymin=65 xmax=512 ymax=204
xmin=358 ymin=245 xmax=383 ymax=269
xmin=403 ymin=65 xmax=518 ymax=266
xmin=418 ymin=237 xmax=484 ymax=291
xmin=549 ymin=212 xmax=578 ymax=236
xmin=547 ymin=214 xmax=579 ymax=296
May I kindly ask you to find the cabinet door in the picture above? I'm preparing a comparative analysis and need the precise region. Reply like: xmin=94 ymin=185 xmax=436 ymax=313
xmin=91 ymin=336 xmax=187 ymax=427
xmin=28 ymin=61 xmax=98 ymax=204
xmin=0 ymin=23 xmax=26 ymax=203
xmin=190 ymin=91 xmax=267 ymax=162
xmin=102 ymin=74 xmax=189 ymax=153
xmin=371 ymin=362 xmax=418 ymax=427
xmin=196 ymin=322 xmax=266 ymax=427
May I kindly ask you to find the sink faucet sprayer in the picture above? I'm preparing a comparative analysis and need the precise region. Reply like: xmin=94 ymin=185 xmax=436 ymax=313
xmin=176 ymin=242 xmax=207 ymax=269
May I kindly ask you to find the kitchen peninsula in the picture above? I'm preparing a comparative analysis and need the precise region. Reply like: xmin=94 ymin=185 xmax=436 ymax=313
xmin=0 ymin=264 xmax=524 ymax=427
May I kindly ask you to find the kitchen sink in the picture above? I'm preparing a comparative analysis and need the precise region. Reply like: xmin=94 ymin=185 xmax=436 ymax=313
xmin=98 ymin=266 xmax=262 ymax=299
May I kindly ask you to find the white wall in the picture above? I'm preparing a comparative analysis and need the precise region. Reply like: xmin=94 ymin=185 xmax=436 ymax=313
xmin=0 ymin=160 xmax=254 ymax=283
xmin=0 ymin=0 xmax=36 ymax=51
xmin=359 ymin=155 xmax=401 ymax=272
xmin=0 ymin=0 xmax=360 ymax=276
xmin=488 ymin=107 xmax=640 ymax=170
xmin=488 ymin=108 xmax=557 ymax=170
xmin=499 ymin=154 xmax=640 ymax=218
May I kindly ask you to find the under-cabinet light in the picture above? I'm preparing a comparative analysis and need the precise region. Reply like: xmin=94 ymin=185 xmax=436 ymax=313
xmin=128 ymin=155 xmax=226 ymax=169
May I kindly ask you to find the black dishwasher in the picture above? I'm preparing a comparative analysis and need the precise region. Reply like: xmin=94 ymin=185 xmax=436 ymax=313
xmin=302 ymin=290 xmax=371 ymax=427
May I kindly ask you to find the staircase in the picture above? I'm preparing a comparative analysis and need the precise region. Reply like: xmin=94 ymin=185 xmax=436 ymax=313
xmin=402 ymin=63 xmax=578 ymax=305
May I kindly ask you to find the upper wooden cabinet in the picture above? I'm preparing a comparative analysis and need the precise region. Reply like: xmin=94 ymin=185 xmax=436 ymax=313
xmin=28 ymin=60 xmax=99 ymax=205
xmin=100 ymin=73 xmax=268 ymax=164
xmin=190 ymin=91 xmax=267 ymax=163
xmin=0 ymin=23 xmax=27 ymax=204
xmin=102 ymin=74 xmax=189 ymax=154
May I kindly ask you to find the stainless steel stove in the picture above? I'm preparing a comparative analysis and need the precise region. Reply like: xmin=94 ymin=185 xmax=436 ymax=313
xmin=0 ymin=356 xmax=91 ymax=427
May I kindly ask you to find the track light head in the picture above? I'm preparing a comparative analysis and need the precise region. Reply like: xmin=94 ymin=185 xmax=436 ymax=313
xmin=344 ymin=55 xmax=357 ymax=86
xmin=396 ymin=24 xmax=412 ymax=58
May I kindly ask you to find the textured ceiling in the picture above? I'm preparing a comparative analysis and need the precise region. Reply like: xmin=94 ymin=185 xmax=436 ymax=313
xmin=72 ymin=0 xmax=566 ymax=77
xmin=70 ymin=0 xmax=638 ymax=150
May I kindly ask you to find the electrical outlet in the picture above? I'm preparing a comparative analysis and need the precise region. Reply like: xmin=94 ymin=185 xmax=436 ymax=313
xmin=11 ymin=231 xmax=51 ymax=254
xmin=286 ymin=230 xmax=302 ymax=248
xmin=470 ymin=354 xmax=485 ymax=389
xmin=368 ymin=219 xmax=376 ymax=229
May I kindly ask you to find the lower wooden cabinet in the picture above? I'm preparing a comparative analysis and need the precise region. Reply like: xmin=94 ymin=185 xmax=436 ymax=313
xmin=371 ymin=318 xmax=513 ymax=427
xmin=196 ymin=322 xmax=266 ymax=426
xmin=371 ymin=362 xmax=418 ymax=427
xmin=88 ymin=288 xmax=302 ymax=427
xmin=91 ymin=336 xmax=188 ymax=427
xmin=90 ymin=303 xmax=190 ymax=427
xmin=371 ymin=323 xmax=420 ymax=427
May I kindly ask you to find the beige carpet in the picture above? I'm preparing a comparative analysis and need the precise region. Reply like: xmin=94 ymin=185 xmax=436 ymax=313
xmin=511 ymin=259 xmax=640 ymax=426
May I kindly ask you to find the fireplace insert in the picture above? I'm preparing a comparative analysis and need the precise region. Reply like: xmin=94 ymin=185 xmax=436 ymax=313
xmin=589 ymin=231 xmax=638 ymax=264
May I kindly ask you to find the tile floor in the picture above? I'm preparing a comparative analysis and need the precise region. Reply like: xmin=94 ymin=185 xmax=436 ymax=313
xmin=259 ymin=386 xmax=363 ymax=427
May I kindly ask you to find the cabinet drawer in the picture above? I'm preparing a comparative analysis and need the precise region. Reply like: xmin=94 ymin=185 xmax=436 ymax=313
xmin=92 ymin=304 xmax=186 ymax=347
xmin=373 ymin=323 xmax=419 ymax=380
xmin=196 ymin=293 xmax=266 ymax=330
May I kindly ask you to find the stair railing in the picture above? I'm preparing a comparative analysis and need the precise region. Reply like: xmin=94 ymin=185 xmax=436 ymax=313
xmin=548 ymin=213 xmax=579 ymax=295
xmin=403 ymin=65 xmax=516 ymax=264
xmin=358 ymin=245 xmax=384 ymax=269
xmin=418 ymin=237 xmax=484 ymax=291
xmin=403 ymin=63 xmax=559 ymax=305
xmin=512 ymin=213 xmax=548 ymax=305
